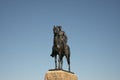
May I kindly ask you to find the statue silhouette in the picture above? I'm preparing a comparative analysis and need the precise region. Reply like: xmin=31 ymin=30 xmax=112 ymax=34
xmin=51 ymin=26 xmax=71 ymax=71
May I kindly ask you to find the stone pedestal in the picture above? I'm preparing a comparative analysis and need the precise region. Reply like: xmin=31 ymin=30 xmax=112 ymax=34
xmin=44 ymin=70 xmax=78 ymax=80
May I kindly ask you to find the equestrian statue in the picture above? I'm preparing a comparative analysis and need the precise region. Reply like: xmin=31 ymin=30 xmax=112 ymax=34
xmin=50 ymin=25 xmax=71 ymax=72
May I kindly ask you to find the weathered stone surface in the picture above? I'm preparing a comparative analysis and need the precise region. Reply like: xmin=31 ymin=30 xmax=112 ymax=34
xmin=44 ymin=70 xmax=78 ymax=80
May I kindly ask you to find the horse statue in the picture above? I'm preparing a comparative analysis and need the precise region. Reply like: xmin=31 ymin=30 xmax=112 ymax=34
xmin=50 ymin=26 xmax=71 ymax=72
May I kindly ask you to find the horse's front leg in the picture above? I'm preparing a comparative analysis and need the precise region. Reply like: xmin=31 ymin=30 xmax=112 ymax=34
xmin=61 ymin=57 xmax=63 ymax=70
xmin=58 ymin=54 xmax=63 ymax=70
xmin=58 ymin=55 xmax=60 ymax=69
xmin=55 ymin=55 xmax=57 ymax=69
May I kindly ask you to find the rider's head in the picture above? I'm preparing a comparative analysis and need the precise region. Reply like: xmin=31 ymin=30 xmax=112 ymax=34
xmin=58 ymin=26 xmax=62 ymax=31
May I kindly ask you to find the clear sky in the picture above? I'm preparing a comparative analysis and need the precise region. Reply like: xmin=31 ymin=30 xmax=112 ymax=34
xmin=0 ymin=0 xmax=120 ymax=80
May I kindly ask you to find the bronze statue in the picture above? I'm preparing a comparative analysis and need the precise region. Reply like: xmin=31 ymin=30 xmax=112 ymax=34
xmin=50 ymin=25 xmax=71 ymax=71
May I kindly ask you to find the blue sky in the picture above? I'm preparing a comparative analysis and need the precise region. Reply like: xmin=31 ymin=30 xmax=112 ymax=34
xmin=0 ymin=0 xmax=120 ymax=80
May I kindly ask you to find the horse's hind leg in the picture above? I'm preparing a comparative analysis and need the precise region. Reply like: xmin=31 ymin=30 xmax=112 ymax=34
xmin=68 ymin=57 xmax=70 ymax=72
xmin=65 ymin=54 xmax=70 ymax=71
xmin=65 ymin=46 xmax=71 ymax=72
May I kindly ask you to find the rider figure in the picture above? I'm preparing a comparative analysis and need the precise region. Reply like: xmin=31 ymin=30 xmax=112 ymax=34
xmin=57 ymin=26 xmax=68 ymax=50
xmin=58 ymin=26 xmax=67 ymax=43
xmin=51 ymin=26 xmax=68 ymax=57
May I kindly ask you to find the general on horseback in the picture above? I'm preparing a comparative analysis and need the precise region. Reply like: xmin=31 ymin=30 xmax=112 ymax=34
xmin=50 ymin=25 xmax=71 ymax=72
